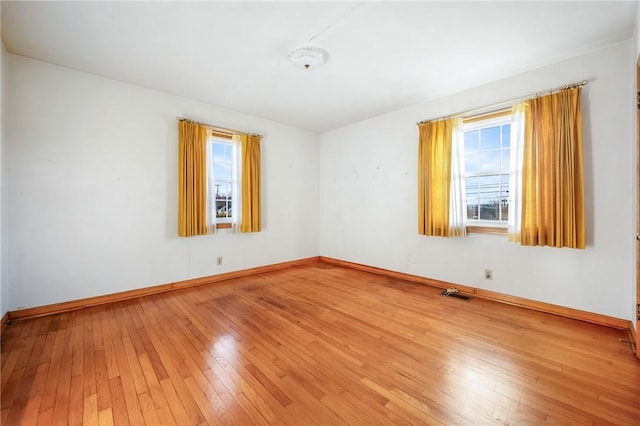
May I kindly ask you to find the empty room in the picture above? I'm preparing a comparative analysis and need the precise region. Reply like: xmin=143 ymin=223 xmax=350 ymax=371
xmin=1 ymin=1 xmax=639 ymax=425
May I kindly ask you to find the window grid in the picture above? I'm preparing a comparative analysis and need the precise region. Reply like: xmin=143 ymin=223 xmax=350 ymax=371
xmin=211 ymin=139 xmax=234 ymax=221
xmin=464 ymin=117 xmax=511 ymax=224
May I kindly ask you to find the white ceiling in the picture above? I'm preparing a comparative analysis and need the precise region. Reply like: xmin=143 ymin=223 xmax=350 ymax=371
xmin=2 ymin=1 xmax=638 ymax=133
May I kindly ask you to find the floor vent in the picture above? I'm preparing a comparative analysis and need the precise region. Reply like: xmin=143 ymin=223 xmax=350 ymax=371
xmin=441 ymin=290 xmax=473 ymax=301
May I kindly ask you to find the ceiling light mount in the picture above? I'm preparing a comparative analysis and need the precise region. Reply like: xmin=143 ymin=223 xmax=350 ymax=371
xmin=289 ymin=46 xmax=327 ymax=70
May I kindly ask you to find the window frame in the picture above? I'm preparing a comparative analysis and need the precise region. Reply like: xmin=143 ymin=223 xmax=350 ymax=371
xmin=463 ymin=109 xmax=512 ymax=235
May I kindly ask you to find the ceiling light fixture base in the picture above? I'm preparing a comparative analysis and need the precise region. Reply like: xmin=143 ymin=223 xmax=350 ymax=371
xmin=288 ymin=46 xmax=327 ymax=70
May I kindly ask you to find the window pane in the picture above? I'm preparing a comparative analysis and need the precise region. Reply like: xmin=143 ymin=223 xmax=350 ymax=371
xmin=223 ymin=143 xmax=233 ymax=162
xmin=502 ymin=149 xmax=510 ymax=170
xmin=500 ymin=175 xmax=510 ymax=198
xmin=467 ymin=202 xmax=478 ymax=220
xmin=215 ymin=182 xmax=231 ymax=198
xmin=216 ymin=196 xmax=230 ymax=217
xmin=465 ymin=176 xmax=478 ymax=195
xmin=500 ymin=175 xmax=509 ymax=222
xmin=465 ymin=153 xmax=478 ymax=173
xmin=466 ymin=176 xmax=478 ymax=220
xmin=501 ymin=203 xmax=509 ymax=222
xmin=465 ymin=130 xmax=479 ymax=152
xmin=217 ymin=204 xmax=231 ymax=218
xmin=478 ymin=175 xmax=499 ymax=199
xmin=480 ymin=126 xmax=500 ymax=149
xmin=479 ymin=200 xmax=500 ymax=220
xmin=502 ymin=124 xmax=511 ymax=147
xmin=217 ymin=200 xmax=232 ymax=218
xmin=213 ymin=141 xmax=233 ymax=162
xmin=216 ymin=182 xmax=232 ymax=218
xmin=479 ymin=150 xmax=500 ymax=172
xmin=214 ymin=163 xmax=232 ymax=181
xmin=213 ymin=142 xmax=225 ymax=160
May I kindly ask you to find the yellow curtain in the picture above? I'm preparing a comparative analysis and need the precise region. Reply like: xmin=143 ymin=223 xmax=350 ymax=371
xmin=418 ymin=118 xmax=456 ymax=236
xmin=238 ymin=133 xmax=262 ymax=232
xmin=521 ymin=88 xmax=585 ymax=248
xmin=178 ymin=121 xmax=210 ymax=237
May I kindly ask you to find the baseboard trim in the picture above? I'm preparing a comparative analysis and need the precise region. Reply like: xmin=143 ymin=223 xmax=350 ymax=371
xmin=628 ymin=321 xmax=638 ymax=355
xmin=1 ymin=311 xmax=9 ymax=335
xmin=8 ymin=256 xmax=321 ymax=322
xmin=320 ymin=256 xmax=630 ymax=331
xmin=7 ymin=255 xmax=631 ymax=335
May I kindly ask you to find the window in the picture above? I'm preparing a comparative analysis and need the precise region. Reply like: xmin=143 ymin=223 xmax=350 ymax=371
xmin=209 ymin=136 xmax=237 ymax=227
xmin=418 ymin=86 xmax=584 ymax=246
xmin=463 ymin=111 xmax=511 ymax=231
xmin=178 ymin=119 xmax=261 ymax=237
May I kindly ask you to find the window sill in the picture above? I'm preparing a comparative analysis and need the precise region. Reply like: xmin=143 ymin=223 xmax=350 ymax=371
xmin=467 ymin=226 xmax=507 ymax=235
xmin=216 ymin=222 xmax=232 ymax=229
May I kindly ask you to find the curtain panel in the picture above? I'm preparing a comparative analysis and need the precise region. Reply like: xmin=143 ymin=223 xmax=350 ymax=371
xmin=178 ymin=121 xmax=213 ymax=237
xmin=418 ymin=118 xmax=465 ymax=237
xmin=205 ymin=134 xmax=218 ymax=233
xmin=448 ymin=119 xmax=467 ymax=237
xmin=234 ymin=133 xmax=262 ymax=233
xmin=520 ymin=87 xmax=585 ymax=249
xmin=508 ymin=103 xmax=526 ymax=242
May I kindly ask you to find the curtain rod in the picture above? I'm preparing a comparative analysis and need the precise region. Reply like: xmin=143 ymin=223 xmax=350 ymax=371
xmin=176 ymin=117 xmax=263 ymax=138
xmin=416 ymin=80 xmax=589 ymax=125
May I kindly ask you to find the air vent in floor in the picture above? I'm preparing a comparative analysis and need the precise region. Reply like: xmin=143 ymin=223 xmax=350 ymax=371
xmin=441 ymin=289 xmax=473 ymax=301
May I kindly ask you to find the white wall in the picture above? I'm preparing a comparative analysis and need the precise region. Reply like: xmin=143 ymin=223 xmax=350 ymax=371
xmin=636 ymin=4 xmax=640 ymax=61
xmin=0 ymin=41 xmax=7 ymax=320
xmin=319 ymin=40 xmax=635 ymax=321
xmin=5 ymin=39 xmax=638 ymax=323
xmin=7 ymin=55 xmax=319 ymax=310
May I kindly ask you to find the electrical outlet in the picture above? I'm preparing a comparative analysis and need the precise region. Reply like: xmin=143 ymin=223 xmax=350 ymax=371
xmin=217 ymin=257 xmax=223 ymax=266
xmin=484 ymin=269 xmax=493 ymax=280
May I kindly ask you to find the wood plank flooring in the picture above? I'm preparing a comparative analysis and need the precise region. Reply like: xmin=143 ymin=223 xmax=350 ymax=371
xmin=2 ymin=262 xmax=639 ymax=425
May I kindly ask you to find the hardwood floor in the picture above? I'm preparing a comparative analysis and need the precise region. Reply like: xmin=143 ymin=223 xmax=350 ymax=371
xmin=2 ymin=261 xmax=639 ymax=425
